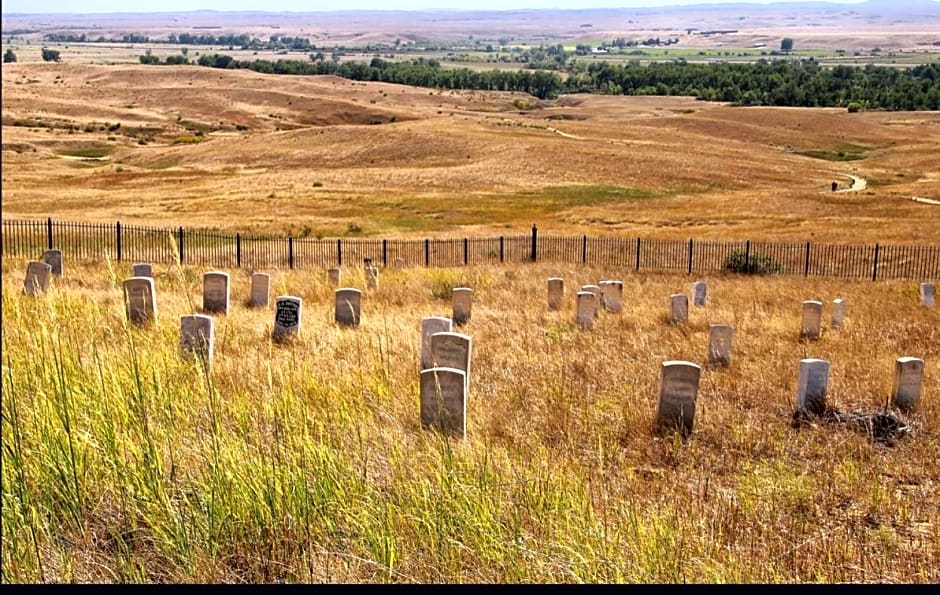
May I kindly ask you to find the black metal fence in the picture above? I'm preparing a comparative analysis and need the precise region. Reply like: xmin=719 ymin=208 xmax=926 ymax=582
xmin=2 ymin=218 xmax=938 ymax=281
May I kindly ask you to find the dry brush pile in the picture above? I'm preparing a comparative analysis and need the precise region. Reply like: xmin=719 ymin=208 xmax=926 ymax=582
xmin=1 ymin=258 xmax=938 ymax=583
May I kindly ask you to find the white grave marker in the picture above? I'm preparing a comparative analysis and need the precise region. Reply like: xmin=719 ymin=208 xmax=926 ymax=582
xmin=123 ymin=276 xmax=157 ymax=325
xmin=921 ymin=283 xmax=935 ymax=308
xmin=335 ymin=288 xmax=362 ymax=326
xmin=831 ymin=298 xmax=846 ymax=329
xmin=796 ymin=358 xmax=831 ymax=415
xmin=693 ymin=281 xmax=707 ymax=307
xmin=203 ymin=271 xmax=230 ymax=315
xmin=23 ymin=261 xmax=52 ymax=295
xmin=394 ymin=257 xmax=406 ymax=270
xmin=670 ymin=294 xmax=689 ymax=324
xmin=800 ymin=300 xmax=823 ymax=340
xmin=366 ymin=266 xmax=380 ymax=290
xmin=581 ymin=285 xmax=602 ymax=318
xmin=180 ymin=314 xmax=215 ymax=366
xmin=421 ymin=317 xmax=453 ymax=370
xmin=547 ymin=277 xmax=564 ymax=311
xmin=707 ymin=324 xmax=733 ymax=367
xmin=420 ymin=367 xmax=468 ymax=438
xmin=272 ymin=296 xmax=303 ymax=341
xmin=452 ymin=287 xmax=473 ymax=326
xmin=328 ymin=268 xmax=341 ymax=286
xmin=429 ymin=332 xmax=472 ymax=394
xmin=656 ymin=361 xmax=701 ymax=436
xmin=892 ymin=357 xmax=925 ymax=413
xmin=249 ymin=272 xmax=270 ymax=308
xmin=132 ymin=262 xmax=153 ymax=278
xmin=42 ymin=249 xmax=63 ymax=277
xmin=602 ymin=280 xmax=624 ymax=313
xmin=576 ymin=291 xmax=595 ymax=330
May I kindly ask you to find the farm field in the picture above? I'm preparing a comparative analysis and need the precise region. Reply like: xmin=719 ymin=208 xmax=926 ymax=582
xmin=1 ymin=258 xmax=938 ymax=582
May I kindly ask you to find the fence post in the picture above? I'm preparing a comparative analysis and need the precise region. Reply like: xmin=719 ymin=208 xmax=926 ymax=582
xmin=804 ymin=242 xmax=811 ymax=277
xmin=636 ymin=237 xmax=641 ymax=271
xmin=178 ymin=226 xmax=184 ymax=264
xmin=425 ymin=239 xmax=430 ymax=267
xmin=236 ymin=233 xmax=241 ymax=268
xmin=46 ymin=217 xmax=53 ymax=250
xmin=463 ymin=238 xmax=469 ymax=266
xmin=582 ymin=235 xmax=587 ymax=264
xmin=688 ymin=238 xmax=694 ymax=274
xmin=530 ymin=224 xmax=538 ymax=263
xmin=872 ymin=243 xmax=880 ymax=282
xmin=499 ymin=236 xmax=504 ymax=263
xmin=337 ymin=239 xmax=342 ymax=266
xmin=744 ymin=240 xmax=751 ymax=273
xmin=382 ymin=239 xmax=388 ymax=268
xmin=116 ymin=221 xmax=122 ymax=261
xmin=288 ymin=237 xmax=294 ymax=269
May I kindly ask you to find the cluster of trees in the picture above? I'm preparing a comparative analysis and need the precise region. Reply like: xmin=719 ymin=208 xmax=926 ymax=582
xmin=44 ymin=31 xmax=316 ymax=51
xmin=3 ymin=48 xmax=16 ymax=62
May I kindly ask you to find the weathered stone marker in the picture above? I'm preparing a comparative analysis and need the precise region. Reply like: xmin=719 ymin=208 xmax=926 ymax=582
xmin=921 ymin=282 xmax=936 ymax=308
xmin=452 ymin=287 xmax=473 ymax=326
xmin=581 ymin=285 xmax=602 ymax=318
xmin=123 ymin=276 xmax=157 ymax=325
xmin=132 ymin=262 xmax=153 ymax=278
xmin=421 ymin=317 xmax=454 ymax=370
xmin=203 ymin=271 xmax=230 ymax=314
xmin=892 ymin=357 xmax=925 ymax=413
xmin=693 ymin=281 xmax=707 ymax=307
xmin=800 ymin=300 xmax=824 ymax=340
xmin=429 ymin=332 xmax=472 ymax=394
xmin=327 ymin=267 xmax=341 ymax=286
xmin=602 ymin=280 xmax=624 ymax=313
xmin=248 ymin=272 xmax=270 ymax=308
xmin=272 ymin=296 xmax=303 ymax=341
xmin=180 ymin=314 xmax=214 ymax=366
xmin=831 ymin=298 xmax=846 ymax=329
xmin=707 ymin=324 xmax=733 ymax=367
xmin=23 ymin=261 xmax=52 ymax=295
xmin=547 ymin=277 xmax=564 ymax=311
xmin=576 ymin=291 xmax=595 ymax=330
xmin=670 ymin=294 xmax=689 ymax=324
xmin=335 ymin=288 xmax=362 ymax=326
xmin=394 ymin=257 xmax=406 ymax=270
xmin=42 ymin=249 xmax=63 ymax=277
xmin=796 ymin=358 xmax=831 ymax=415
xmin=420 ymin=367 xmax=468 ymax=439
xmin=366 ymin=266 xmax=380 ymax=290
xmin=655 ymin=361 xmax=701 ymax=437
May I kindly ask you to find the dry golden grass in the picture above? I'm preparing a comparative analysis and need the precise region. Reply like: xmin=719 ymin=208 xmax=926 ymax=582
xmin=1 ymin=257 xmax=937 ymax=583
xmin=3 ymin=63 xmax=939 ymax=242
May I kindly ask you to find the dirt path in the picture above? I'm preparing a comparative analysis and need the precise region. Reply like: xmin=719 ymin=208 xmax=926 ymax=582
xmin=911 ymin=196 xmax=940 ymax=206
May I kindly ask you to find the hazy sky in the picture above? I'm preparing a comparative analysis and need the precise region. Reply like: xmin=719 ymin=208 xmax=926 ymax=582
xmin=2 ymin=0 xmax=871 ymax=16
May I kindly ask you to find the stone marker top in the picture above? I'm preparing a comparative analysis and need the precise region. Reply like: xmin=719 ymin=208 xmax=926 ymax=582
xmin=336 ymin=287 xmax=363 ymax=295
xmin=662 ymin=360 xmax=702 ymax=372
xmin=453 ymin=287 xmax=473 ymax=293
xmin=803 ymin=299 xmax=824 ymax=307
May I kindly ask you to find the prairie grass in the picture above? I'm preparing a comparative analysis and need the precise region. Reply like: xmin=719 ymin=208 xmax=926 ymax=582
xmin=2 ymin=258 xmax=937 ymax=583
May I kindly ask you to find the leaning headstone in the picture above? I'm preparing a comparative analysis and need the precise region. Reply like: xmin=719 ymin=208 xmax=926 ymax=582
xmin=602 ymin=280 xmax=624 ymax=313
xmin=796 ymin=358 xmax=831 ymax=415
xmin=132 ymin=262 xmax=153 ymax=278
xmin=180 ymin=314 xmax=214 ymax=367
xmin=42 ymin=249 xmax=63 ymax=277
xmin=547 ymin=277 xmax=564 ymax=311
xmin=831 ymin=298 xmax=846 ymax=329
xmin=655 ymin=361 xmax=701 ymax=437
xmin=670 ymin=294 xmax=689 ymax=324
xmin=452 ymin=288 xmax=473 ymax=326
xmin=123 ymin=276 xmax=157 ymax=325
xmin=421 ymin=317 xmax=454 ymax=370
xmin=921 ymin=283 xmax=935 ymax=308
xmin=420 ymin=367 xmax=467 ymax=439
xmin=23 ymin=261 xmax=52 ymax=295
xmin=706 ymin=324 xmax=733 ymax=367
xmin=692 ymin=281 xmax=707 ymax=307
xmin=581 ymin=285 xmax=602 ymax=318
xmin=366 ymin=266 xmax=380 ymax=290
xmin=394 ymin=257 xmax=406 ymax=270
xmin=429 ymin=332 xmax=472 ymax=394
xmin=892 ymin=357 xmax=925 ymax=413
xmin=328 ymin=267 xmax=341 ymax=286
xmin=202 ymin=271 xmax=230 ymax=315
xmin=800 ymin=300 xmax=823 ymax=340
xmin=335 ymin=288 xmax=362 ymax=326
xmin=576 ymin=291 xmax=596 ymax=330
xmin=272 ymin=296 xmax=303 ymax=342
xmin=249 ymin=272 xmax=270 ymax=308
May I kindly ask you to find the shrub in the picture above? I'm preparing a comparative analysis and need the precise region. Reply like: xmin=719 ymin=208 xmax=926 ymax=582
xmin=723 ymin=249 xmax=783 ymax=275
xmin=847 ymin=102 xmax=863 ymax=113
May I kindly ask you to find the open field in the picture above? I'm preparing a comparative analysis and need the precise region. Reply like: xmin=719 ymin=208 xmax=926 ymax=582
xmin=1 ymin=258 xmax=938 ymax=582
xmin=2 ymin=61 xmax=940 ymax=242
